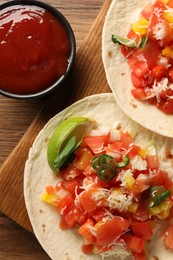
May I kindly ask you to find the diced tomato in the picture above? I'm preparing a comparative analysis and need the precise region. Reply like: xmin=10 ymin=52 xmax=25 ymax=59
xmin=63 ymin=179 xmax=80 ymax=197
xmin=146 ymin=155 xmax=159 ymax=169
xmin=162 ymin=99 xmax=173 ymax=114
xmin=163 ymin=224 xmax=173 ymax=250
xmin=167 ymin=0 xmax=173 ymax=7
xmin=131 ymin=88 xmax=146 ymax=99
xmin=81 ymin=244 xmax=94 ymax=254
xmin=148 ymin=11 xmax=172 ymax=47
xmin=120 ymin=131 xmax=133 ymax=149
xmin=127 ymin=29 xmax=141 ymax=45
xmin=131 ymin=71 xmax=145 ymax=88
xmin=79 ymin=189 xmax=99 ymax=212
xmin=150 ymin=170 xmax=173 ymax=191
xmin=83 ymin=135 xmax=108 ymax=154
xmin=128 ymin=236 xmax=145 ymax=254
xmin=168 ymin=69 xmax=173 ymax=83
xmin=60 ymin=164 xmax=82 ymax=180
xmin=133 ymin=62 xmax=149 ymax=77
xmin=74 ymin=148 xmax=93 ymax=171
xmin=131 ymin=222 xmax=153 ymax=241
xmin=142 ymin=42 xmax=161 ymax=69
xmin=153 ymin=0 xmax=167 ymax=13
xmin=121 ymin=45 xmax=133 ymax=58
xmin=106 ymin=141 xmax=123 ymax=152
xmin=96 ymin=217 xmax=130 ymax=246
xmin=91 ymin=208 xmax=108 ymax=222
xmin=141 ymin=2 xmax=154 ymax=20
xmin=127 ymin=145 xmax=142 ymax=158
xmin=151 ymin=65 xmax=167 ymax=79
xmin=78 ymin=218 xmax=96 ymax=244
xmin=57 ymin=193 xmax=74 ymax=215
xmin=46 ymin=185 xmax=55 ymax=194
xmin=65 ymin=203 xmax=88 ymax=228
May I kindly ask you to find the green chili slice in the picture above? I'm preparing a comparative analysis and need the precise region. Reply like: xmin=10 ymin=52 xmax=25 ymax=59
xmin=150 ymin=186 xmax=171 ymax=207
xmin=116 ymin=155 xmax=130 ymax=168
xmin=91 ymin=154 xmax=130 ymax=182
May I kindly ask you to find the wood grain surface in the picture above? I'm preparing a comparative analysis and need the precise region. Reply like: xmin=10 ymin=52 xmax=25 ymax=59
xmin=0 ymin=0 xmax=111 ymax=258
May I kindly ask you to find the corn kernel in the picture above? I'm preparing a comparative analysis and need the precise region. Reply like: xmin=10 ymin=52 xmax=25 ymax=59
xmin=161 ymin=0 xmax=169 ymax=4
xmin=149 ymin=199 xmax=172 ymax=219
xmin=124 ymin=174 xmax=136 ymax=189
xmin=139 ymin=148 xmax=148 ymax=159
xmin=162 ymin=46 xmax=173 ymax=58
xmin=132 ymin=17 xmax=149 ymax=35
xmin=41 ymin=192 xmax=59 ymax=206
xmin=128 ymin=202 xmax=139 ymax=213
xmin=163 ymin=11 xmax=173 ymax=24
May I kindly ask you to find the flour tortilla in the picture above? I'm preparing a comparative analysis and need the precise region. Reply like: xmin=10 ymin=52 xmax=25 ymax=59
xmin=102 ymin=0 xmax=173 ymax=138
xmin=24 ymin=93 xmax=173 ymax=260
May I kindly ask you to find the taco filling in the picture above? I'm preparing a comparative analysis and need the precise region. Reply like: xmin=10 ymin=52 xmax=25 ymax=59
xmin=42 ymin=117 xmax=173 ymax=259
xmin=112 ymin=0 xmax=173 ymax=114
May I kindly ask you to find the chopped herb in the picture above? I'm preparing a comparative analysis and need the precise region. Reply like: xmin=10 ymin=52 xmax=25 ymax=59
xmin=53 ymin=136 xmax=81 ymax=169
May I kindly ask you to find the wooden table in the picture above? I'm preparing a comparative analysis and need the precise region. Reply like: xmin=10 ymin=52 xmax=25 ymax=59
xmin=0 ymin=0 xmax=104 ymax=258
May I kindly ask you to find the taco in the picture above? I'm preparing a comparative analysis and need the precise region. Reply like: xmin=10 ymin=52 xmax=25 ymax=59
xmin=102 ymin=0 xmax=173 ymax=138
xmin=24 ymin=93 xmax=173 ymax=260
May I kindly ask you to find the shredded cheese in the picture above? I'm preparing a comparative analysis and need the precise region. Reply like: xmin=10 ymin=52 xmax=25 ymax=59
xmin=107 ymin=188 xmax=133 ymax=211
xmin=131 ymin=155 xmax=147 ymax=170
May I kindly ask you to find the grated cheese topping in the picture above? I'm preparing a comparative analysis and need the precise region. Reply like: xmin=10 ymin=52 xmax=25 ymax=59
xmin=107 ymin=188 xmax=133 ymax=211
xmin=131 ymin=155 xmax=147 ymax=170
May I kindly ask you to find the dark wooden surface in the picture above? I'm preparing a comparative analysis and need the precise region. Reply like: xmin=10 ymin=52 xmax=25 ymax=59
xmin=0 ymin=0 xmax=110 ymax=258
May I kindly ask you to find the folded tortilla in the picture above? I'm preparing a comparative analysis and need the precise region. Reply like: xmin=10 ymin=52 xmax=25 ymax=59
xmin=102 ymin=0 xmax=173 ymax=138
xmin=24 ymin=93 xmax=173 ymax=260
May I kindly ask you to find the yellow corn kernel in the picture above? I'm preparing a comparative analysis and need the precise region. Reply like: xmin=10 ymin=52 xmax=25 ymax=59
xmin=163 ymin=11 xmax=173 ymax=23
xmin=158 ymin=199 xmax=173 ymax=220
xmin=162 ymin=46 xmax=173 ymax=58
xmin=161 ymin=0 xmax=169 ymax=4
xmin=128 ymin=202 xmax=139 ymax=213
xmin=139 ymin=148 xmax=148 ymax=159
xmin=41 ymin=192 xmax=59 ymax=206
xmin=149 ymin=199 xmax=173 ymax=219
xmin=124 ymin=174 xmax=136 ymax=189
xmin=132 ymin=17 xmax=149 ymax=35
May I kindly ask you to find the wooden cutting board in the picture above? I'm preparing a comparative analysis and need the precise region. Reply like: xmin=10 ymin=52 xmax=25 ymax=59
xmin=0 ymin=0 xmax=112 ymax=231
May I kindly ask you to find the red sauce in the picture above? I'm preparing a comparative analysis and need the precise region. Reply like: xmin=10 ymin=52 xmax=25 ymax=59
xmin=0 ymin=5 xmax=71 ymax=94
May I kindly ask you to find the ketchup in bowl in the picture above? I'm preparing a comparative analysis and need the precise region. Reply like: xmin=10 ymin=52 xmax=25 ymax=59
xmin=0 ymin=1 xmax=75 ymax=98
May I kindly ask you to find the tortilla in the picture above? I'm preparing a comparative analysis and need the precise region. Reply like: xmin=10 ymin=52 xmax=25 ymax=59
xmin=24 ymin=93 xmax=173 ymax=260
xmin=102 ymin=0 xmax=173 ymax=138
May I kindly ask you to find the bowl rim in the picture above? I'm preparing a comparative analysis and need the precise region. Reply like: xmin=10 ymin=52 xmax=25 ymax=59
xmin=0 ymin=0 xmax=76 ymax=99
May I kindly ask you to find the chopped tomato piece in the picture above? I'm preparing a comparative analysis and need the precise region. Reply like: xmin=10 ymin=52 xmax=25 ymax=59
xmin=96 ymin=217 xmax=130 ymax=246
xmin=78 ymin=218 xmax=96 ymax=244
xmin=146 ymin=155 xmax=159 ymax=169
xmin=128 ymin=236 xmax=145 ymax=254
xmin=46 ymin=185 xmax=55 ymax=194
xmin=167 ymin=0 xmax=173 ymax=7
xmin=127 ymin=29 xmax=141 ymax=44
xmin=82 ymin=244 xmax=94 ymax=254
xmin=141 ymin=2 xmax=154 ymax=20
xmin=57 ymin=194 xmax=74 ymax=215
xmin=120 ymin=131 xmax=133 ymax=149
xmin=65 ymin=203 xmax=88 ymax=228
xmin=168 ymin=69 xmax=173 ymax=83
xmin=133 ymin=62 xmax=149 ymax=78
xmin=79 ymin=189 xmax=99 ymax=212
xmin=163 ymin=224 xmax=173 ymax=250
xmin=162 ymin=99 xmax=173 ymax=114
xmin=91 ymin=208 xmax=108 ymax=222
xmin=74 ymin=148 xmax=93 ymax=171
xmin=131 ymin=222 xmax=153 ymax=241
xmin=83 ymin=135 xmax=108 ymax=154
xmin=63 ymin=180 xmax=80 ymax=197
xmin=131 ymin=88 xmax=146 ymax=99
xmin=131 ymin=71 xmax=145 ymax=88
xmin=151 ymin=65 xmax=167 ymax=79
